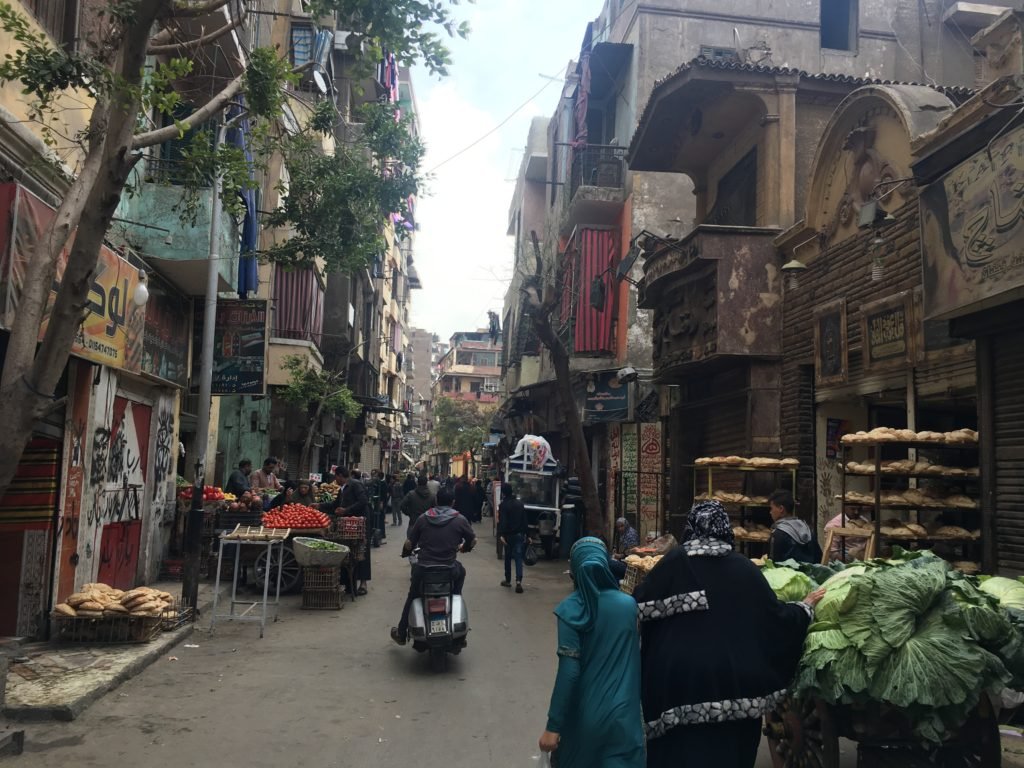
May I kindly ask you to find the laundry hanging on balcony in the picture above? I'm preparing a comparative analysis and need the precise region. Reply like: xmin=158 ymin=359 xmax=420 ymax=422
xmin=228 ymin=101 xmax=259 ymax=299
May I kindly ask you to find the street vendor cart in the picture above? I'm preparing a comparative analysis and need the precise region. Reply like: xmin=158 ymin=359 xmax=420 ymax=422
xmin=502 ymin=435 xmax=562 ymax=559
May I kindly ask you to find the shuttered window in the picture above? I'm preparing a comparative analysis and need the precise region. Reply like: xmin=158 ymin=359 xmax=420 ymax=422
xmin=25 ymin=1 xmax=75 ymax=45
xmin=995 ymin=331 xmax=1024 ymax=574
xmin=273 ymin=266 xmax=324 ymax=349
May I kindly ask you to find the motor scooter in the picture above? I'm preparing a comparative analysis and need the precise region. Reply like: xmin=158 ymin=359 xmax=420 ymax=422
xmin=405 ymin=548 xmax=469 ymax=672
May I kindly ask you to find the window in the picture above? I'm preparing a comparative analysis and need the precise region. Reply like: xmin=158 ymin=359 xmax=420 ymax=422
xmin=820 ymin=0 xmax=857 ymax=51
xmin=706 ymin=149 xmax=758 ymax=227
xmin=290 ymin=23 xmax=314 ymax=68
xmin=456 ymin=350 xmax=473 ymax=366
xmin=26 ymin=0 xmax=76 ymax=46
xmin=469 ymin=381 xmax=482 ymax=394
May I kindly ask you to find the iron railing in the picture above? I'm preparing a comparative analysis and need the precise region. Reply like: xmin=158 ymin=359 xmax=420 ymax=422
xmin=570 ymin=144 xmax=626 ymax=201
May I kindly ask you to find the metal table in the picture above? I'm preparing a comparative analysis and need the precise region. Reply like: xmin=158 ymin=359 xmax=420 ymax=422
xmin=210 ymin=526 xmax=288 ymax=638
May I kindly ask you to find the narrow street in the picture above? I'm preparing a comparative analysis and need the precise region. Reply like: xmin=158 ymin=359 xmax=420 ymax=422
xmin=13 ymin=528 xmax=851 ymax=767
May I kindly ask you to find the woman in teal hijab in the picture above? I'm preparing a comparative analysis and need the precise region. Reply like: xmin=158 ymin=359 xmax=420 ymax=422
xmin=538 ymin=537 xmax=645 ymax=767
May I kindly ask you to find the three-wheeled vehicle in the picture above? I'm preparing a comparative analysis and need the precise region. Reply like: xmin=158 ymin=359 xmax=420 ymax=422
xmin=498 ymin=435 xmax=562 ymax=559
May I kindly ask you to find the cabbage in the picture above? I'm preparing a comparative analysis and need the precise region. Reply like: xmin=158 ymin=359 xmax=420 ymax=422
xmin=793 ymin=555 xmax=1024 ymax=744
xmin=979 ymin=576 xmax=1024 ymax=610
xmin=762 ymin=566 xmax=814 ymax=602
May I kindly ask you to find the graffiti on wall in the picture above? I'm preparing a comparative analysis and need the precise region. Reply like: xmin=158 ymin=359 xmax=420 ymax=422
xmin=89 ymin=428 xmax=110 ymax=487
xmin=153 ymin=408 xmax=173 ymax=500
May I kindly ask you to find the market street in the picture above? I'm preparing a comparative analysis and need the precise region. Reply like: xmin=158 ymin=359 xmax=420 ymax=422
xmin=9 ymin=529 xmax=855 ymax=767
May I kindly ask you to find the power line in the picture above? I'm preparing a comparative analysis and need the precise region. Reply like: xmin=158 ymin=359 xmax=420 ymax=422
xmin=425 ymin=76 xmax=559 ymax=173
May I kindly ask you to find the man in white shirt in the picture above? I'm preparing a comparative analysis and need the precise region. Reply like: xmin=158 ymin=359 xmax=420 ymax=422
xmin=250 ymin=457 xmax=282 ymax=491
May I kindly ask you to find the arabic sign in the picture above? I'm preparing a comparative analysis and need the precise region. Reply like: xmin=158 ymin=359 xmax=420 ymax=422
xmin=621 ymin=423 xmax=638 ymax=515
xmin=191 ymin=299 xmax=267 ymax=395
xmin=920 ymin=122 xmax=1024 ymax=319
xmin=142 ymin=275 xmax=190 ymax=387
xmin=860 ymin=292 xmax=914 ymax=372
xmin=607 ymin=423 xmax=620 ymax=523
xmin=813 ymin=299 xmax=847 ymax=386
xmin=583 ymin=371 xmax=630 ymax=424
xmin=638 ymin=423 xmax=662 ymax=523
xmin=0 ymin=185 xmax=146 ymax=370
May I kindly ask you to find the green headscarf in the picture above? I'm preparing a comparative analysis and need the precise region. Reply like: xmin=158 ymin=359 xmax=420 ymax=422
xmin=554 ymin=536 xmax=618 ymax=633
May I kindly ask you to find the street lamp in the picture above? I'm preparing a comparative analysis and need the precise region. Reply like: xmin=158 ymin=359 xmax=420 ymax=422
xmin=133 ymin=269 xmax=150 ymax=306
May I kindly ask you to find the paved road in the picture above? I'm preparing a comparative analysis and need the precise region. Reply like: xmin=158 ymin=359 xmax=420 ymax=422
xmin=16 ymin=527 xmax=855 ymax=767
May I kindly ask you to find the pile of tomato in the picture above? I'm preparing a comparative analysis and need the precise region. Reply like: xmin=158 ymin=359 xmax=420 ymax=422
xmin=178 ymin=485 xmax=225 ymax=502
xmin=262 ymin=504 xmax=330 ymax=530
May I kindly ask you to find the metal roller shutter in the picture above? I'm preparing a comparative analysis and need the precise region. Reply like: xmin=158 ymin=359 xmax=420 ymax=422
xmin=995 ymin=331 xmax=1024 ymax=574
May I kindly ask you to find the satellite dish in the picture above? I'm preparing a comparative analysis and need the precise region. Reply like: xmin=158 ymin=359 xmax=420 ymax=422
xmin=615 ymin=243 xmax=642 ymax=281
xmin=312 ymin=69 xmax=328 ymax=95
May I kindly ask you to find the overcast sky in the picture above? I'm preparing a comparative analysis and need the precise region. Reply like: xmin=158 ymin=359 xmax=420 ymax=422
xmin=409 ymin=0 xmax=600 ymax=343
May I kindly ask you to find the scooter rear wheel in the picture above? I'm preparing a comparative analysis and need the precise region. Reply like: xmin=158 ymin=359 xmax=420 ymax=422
xmin=429 ymin=647 xmax=447 ymax=672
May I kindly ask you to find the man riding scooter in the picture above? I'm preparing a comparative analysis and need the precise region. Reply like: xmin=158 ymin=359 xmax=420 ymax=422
xmin=391 ymin=488 xmax=476 ymax=646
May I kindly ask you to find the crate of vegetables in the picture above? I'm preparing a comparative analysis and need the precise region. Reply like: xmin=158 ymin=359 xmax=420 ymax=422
xmin=261 ymin=504 xmax=330 ymax=531
xmin=292 ymin=537 xmax=350 ymax=567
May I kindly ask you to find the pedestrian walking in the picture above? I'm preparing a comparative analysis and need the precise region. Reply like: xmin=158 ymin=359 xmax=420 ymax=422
xmin=497 ymin=483 xmax=529 ymax=592
xmin=390 ymin=473 xmax=404 ymax=527
xmin=403 ymin=473 xmax=416 ymax=495
xmin=538 ymin=537 xmax=645 ymax=768
xmin=633 ymin=501 xmax=822 ymax=767
xmin=400 ymin=475 xmax=435 ymax=536
xmin=768 ymin=489 xmax=822 ymax=563
xmin=453 ymin=474 xmax=475 ymax=522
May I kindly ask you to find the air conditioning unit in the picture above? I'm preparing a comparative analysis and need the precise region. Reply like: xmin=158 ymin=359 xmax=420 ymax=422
xmin=335 ymin=30 xmax=363 ymax=53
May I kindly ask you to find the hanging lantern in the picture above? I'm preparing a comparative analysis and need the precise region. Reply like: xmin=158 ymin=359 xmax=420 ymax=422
xmin=869 ymin=235 xmax=887 ymax=282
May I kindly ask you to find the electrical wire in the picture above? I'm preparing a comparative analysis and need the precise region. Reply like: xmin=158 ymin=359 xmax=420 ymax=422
xmin=424 ymin=77 xmax=559 ymax=173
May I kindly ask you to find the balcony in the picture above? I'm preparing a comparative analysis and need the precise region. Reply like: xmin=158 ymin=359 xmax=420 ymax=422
xmin=563 ymin=144 xmax=626 ymax=235
xmin=639 ymin=225 xmax=782 ymax=378
xmin=439 ymin=391 xmax=500 ymax=405
xmin=117 ymin=158 xmax=237 ymax=295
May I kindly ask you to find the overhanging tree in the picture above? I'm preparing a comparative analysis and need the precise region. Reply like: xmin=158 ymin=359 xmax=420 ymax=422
xmin=279 ymin=355 xmax=361 ymax=477
xmin=521 ymin=231 xmax=603 ymax=535
xmin=0 ymin=0 xmax=466 ymax=498
xmin=433 ymin=396 xmax=496 ymax=457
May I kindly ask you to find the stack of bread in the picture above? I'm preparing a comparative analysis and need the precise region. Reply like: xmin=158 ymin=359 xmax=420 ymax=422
xmin=732 ymin=523 xmax=772 ymax=542
xmin=695 ymin=456 xmax=799 ymax=468
xmin=845 ymin=459 xmax=980 ymax=476
xmin=54 ymin=583 xmax=175 ymax=620
xmin=841 ymin=427 xmax=978 ymax=445
xmin=624 ymin=554 xmax=663 ymax=572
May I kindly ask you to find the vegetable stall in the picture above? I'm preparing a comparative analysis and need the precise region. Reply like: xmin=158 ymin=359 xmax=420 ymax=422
xmin=759 ymin=552 xmax=1024 ymax=766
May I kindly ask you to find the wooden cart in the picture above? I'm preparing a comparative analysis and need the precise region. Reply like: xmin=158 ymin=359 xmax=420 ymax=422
xmin=763 ymin=693 xmax=1001 ymax=767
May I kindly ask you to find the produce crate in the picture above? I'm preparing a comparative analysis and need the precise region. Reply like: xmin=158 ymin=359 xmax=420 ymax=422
xmin=334 ymin=516 xmax=366 ymax=539
xmin=303 ymin=566 xmax=341 ymax=590
xmin=302 ymin=587 xmax=343 ymax=610
xmin=53 ymin=614 xmax=162 ymax=644
xmin=324 ymin=533 xmax=366 ymax=562
xmin=293 ymin=537 xmax=349 ymax=567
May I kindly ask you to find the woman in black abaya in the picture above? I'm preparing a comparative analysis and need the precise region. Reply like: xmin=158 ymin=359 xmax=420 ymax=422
xmin=633 ymin=501 xmax=822 ymax=767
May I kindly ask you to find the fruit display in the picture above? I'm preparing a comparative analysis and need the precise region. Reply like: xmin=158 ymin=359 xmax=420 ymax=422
xmin=262 ymin=504 xmax=331 ymax=530
xmin=177 ymin=485 xmax=226 ymax=502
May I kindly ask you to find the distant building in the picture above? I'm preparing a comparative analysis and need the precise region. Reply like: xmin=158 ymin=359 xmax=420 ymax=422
xmin=433 ymin=330 xmax=502 ymax=405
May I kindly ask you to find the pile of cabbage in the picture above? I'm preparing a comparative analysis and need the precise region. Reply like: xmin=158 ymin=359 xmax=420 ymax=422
xmin=760 ymin=551 xmax=1024 ymax=743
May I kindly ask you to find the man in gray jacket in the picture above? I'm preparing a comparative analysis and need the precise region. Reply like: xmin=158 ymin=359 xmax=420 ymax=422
xmin=768 ymin=489 xmax=822 ymax=563
xmin=391 ymin=487 xmax=475 ymax=645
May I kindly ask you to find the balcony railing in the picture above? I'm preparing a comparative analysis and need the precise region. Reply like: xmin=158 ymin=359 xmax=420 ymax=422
xmin=570 ymin=144 xmax=626 ymax=201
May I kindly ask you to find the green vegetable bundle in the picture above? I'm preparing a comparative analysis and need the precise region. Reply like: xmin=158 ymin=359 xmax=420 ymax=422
xmin=790 ymin=550 xmax=1024 ymax=743
xmin=760 ymin=560 xmax=817 ymax=602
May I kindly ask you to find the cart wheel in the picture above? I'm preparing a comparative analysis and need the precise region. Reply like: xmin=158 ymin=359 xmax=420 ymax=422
xmin=254 ymin=546 xmax=302 ymax=593
xmin=764 ymin=696 xmax=840 ymax=768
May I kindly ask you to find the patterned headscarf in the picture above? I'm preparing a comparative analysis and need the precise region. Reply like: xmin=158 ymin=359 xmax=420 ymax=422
xmin=554 ymin=537 xmax=618 ymax=633
xmin=684 ymin=500 xmax=734 ymax=554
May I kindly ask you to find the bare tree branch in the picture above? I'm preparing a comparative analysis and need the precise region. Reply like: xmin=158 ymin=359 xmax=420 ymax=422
xmin=149 ymin=13 xmax=244 ymax=54
xmin=131 ymin=73 xmax=244 ymax=150
xmin=168 ymin=0 xmax=233 ymax=17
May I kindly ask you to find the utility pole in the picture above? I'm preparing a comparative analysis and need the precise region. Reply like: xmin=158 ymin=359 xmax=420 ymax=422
xmin=182 ymin=112 xmax=245 ymax=611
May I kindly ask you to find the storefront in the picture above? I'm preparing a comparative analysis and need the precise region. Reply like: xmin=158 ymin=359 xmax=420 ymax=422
xmin=913 ymin=16 xmax=1024 ymax=572
xmin=776 ymin=85 xmax=979 ymax=557
xmin=0 ymin=183 xmax=185 ymax=635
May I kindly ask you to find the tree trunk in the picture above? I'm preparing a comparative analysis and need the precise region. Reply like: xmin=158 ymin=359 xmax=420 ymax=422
xmin=0 ymin=2 xmax=163 ymax=498
xmin=530 ymin=315 xmax=604 ymax=536
xmin=300 ymin=400 xmax=325 ymax=479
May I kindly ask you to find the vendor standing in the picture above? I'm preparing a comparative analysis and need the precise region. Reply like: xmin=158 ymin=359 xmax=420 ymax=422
xmin=324 ymin=466 xmax=371 ymax=596
xmin=633 ymin=501 xmax=822 ymax=767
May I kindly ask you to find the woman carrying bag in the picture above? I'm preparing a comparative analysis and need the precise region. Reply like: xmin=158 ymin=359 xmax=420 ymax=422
xmin=538 ymin=537 xmax=645 ymax=768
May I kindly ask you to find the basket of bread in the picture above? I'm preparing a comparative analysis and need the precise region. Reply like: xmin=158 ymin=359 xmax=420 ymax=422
xmin=53 ymin=583 xmax=177 ymax=643
xmin=620 ymin=553 xmax=665 ymax=595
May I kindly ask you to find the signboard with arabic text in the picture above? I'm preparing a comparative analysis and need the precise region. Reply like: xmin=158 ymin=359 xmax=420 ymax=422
xmin=191 ymin=299 xmax=267 ymax=395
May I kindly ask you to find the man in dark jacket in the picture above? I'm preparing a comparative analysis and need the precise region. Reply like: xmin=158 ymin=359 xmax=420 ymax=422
xmin=453 ymin=475 xmax=476 ymax=523
xmin=400 ymin=475 xmax=435 ymax=534
xmin=391 ymin=488 xmax=475 ymax=645
xmin=325 ymin=467 xmax=371 ymax=595
xmin=768 ymin=489 xmax=822 ymax=563
xmin=497 ymin=483 xmax=529 ymax=593
xmin=226 ymin=459 xmax=252 ymax=496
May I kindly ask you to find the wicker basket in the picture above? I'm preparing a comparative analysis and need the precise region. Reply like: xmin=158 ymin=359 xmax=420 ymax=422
xmin=293 ymin=537 xmax=349 ymax=567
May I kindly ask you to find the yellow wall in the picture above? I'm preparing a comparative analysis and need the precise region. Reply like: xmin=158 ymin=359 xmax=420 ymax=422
xmin=0 ymin=4 xmax=93 ymax=174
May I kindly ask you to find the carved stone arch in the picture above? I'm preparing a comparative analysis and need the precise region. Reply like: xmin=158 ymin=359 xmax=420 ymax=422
xmin=801 ymin=85 xmax=958 ymax=258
